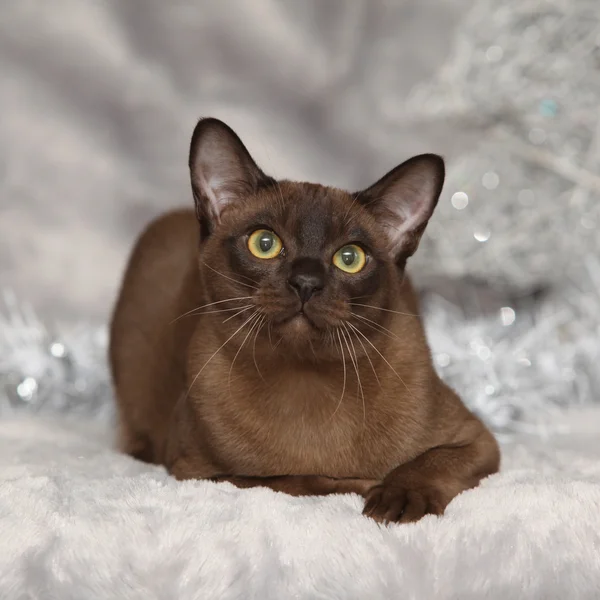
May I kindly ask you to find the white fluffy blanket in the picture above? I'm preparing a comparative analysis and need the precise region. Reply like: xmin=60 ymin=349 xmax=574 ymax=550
xmin=1 ymin=409 xmax=599 ymax=599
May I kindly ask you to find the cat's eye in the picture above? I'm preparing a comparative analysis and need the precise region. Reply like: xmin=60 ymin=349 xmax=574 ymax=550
xmin=247 ymin=229 xmax=283 ymax=259
xmin=333 ymin=244 xmax=367 ymax=274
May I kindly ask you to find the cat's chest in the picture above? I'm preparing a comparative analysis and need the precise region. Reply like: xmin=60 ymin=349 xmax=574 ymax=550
xmin=200 ymin=371 xmax=409 ymax=478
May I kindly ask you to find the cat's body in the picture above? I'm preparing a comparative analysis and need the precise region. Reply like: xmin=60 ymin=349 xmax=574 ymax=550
xmin=110 ymin=119 xmax=500 ymax=522
xmin=111 ymin=204 xmax=454 ymax=479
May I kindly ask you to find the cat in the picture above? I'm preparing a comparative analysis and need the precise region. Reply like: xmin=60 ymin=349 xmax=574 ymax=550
xmin=109 ymin=117 xmax=500 ymax=523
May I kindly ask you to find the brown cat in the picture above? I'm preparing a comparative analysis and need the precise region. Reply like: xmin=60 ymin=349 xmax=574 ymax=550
xmin=109 ymin=118 xmax=500 ymax=523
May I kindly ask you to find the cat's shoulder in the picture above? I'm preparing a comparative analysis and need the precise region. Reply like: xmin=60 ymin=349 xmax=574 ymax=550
xmin=136 ymin=208 xmax=197 ymax=247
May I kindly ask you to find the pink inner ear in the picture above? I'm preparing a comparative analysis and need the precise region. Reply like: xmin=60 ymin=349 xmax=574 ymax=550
xmin=381 ymin=181 xmax=435 ymax=246
xmin=391 ymin=190 xmax=428 ymax=235
xmin=364 ymin=154 xmax=444 ymax=259
xmin=194 ymin=139 xmax=245 ymax=218
xmin=196 ymin=170 xmax=225 ymax=224
xmin=190 ymin=121 xmax=266 ymax=225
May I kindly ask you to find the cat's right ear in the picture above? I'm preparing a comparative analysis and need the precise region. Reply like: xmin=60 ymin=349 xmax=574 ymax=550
xmin=357 ymin=154 xmax=445 ymax=265
xmin=189 ymin=118 xmax=272 ymax=237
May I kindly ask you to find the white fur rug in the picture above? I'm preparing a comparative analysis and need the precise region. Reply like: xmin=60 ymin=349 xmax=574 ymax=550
xmin=1 ymin=409 xmax=599 ymax=600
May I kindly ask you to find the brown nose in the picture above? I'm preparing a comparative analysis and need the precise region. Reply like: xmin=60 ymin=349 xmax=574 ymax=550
xmin=287 ymin=258 xmax=325 ymax=304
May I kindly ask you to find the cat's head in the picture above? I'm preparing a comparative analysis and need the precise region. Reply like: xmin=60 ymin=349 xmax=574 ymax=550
xmin=189 ymin=118 xmax=444 ymax=359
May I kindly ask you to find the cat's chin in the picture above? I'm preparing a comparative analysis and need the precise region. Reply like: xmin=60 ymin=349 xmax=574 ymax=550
xmin=277 ymin=312 xmax=316 ymax=335
xmin=273 ymin=311 xmax=326 ymax=350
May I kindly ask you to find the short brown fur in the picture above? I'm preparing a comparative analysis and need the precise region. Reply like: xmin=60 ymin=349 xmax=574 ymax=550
xmin=110 ymin=119 xmax=500 ymax=523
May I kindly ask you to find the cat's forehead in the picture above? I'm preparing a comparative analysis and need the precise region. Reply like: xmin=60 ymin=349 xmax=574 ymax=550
xmin=284 ymin=181 xmax=341 ymax=221
xmin=273 ymin=181 xmax=355 ymax=225
xmin=246 ymin=181 xmax=379 ymax=252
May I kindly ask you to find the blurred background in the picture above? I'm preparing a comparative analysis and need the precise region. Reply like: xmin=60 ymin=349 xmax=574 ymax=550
xmin=1 ymin=0 xmax=468 ymax=324
xmin=1 ymin=0 xmax=599 ymax=434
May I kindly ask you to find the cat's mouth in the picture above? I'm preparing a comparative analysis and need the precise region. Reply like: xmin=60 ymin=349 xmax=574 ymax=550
xmin=275 ymin=307 xmax=320 ymax=332
xmin=282 ymin=310 xmax=315 ymax=327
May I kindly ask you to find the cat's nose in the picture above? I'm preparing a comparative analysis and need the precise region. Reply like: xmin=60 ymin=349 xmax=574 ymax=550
xmin=288 ymin=273 xmax=324 ymax=303
xmin=287 ymin=259 xmax=325 ymax=304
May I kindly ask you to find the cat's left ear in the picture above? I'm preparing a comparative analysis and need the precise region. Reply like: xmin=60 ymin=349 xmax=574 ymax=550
xmin=189 ymin=118 xmax=273 ymax=237
xmin=358 ymin=154 xmax=444 ymax=264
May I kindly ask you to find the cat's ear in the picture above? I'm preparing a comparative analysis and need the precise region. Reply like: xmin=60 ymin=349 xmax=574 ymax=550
xmin=189 ymin=118 xmax=272 ymax=236
xmin=358 ymin=154 xmax=444 ymax=264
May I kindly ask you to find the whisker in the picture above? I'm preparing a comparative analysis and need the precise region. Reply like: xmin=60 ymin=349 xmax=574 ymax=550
xmin=327 ymin=330 xmax=335 ymax=350
xmin=207 ymin=305 xmax=253 ymax=314
xmin=267 ymin=320 xmax=274 ymax=349
xmin=347 ymin=323 xmax=381 ymax=388
xmin=270 ymin=324 xmax=284 ymax=351
xmin=228 ymin=312 xmax=263 ymax=393
xmin=343 ymin=191 xmax=362 ymax=226
xmin=344 ymin=193 xmax=386 ymax=227
xmin=252 ymin=315 xmax=267 ymax=381
xmin=171 ymin=296 xmax=253 ymax=323
xmin=275 ymin=180 xmax=286 ymax=215
xmin=346 ymin=322 xmax=416 ymax=401
xmin=340 ymin=326 xmax=361 ymax=395
xmin=203 ymin=262 xmax=258 ymax=290
xmin=350 ymin=303 xmax=419 ymax=317
xmin=330 ymin=329 xmax=347 ymax=420
xmin=308 ymin=331 xmax=317 ymax=359
xmin=351 ymin=313 xmax=399 ymax=340
xmin=222 ymin=305 xmax=254 ymax=323
xmin=341 ymin=325 xmax=366 ymax=433
xmin=184 ymin=311 xmax=259 ymax=401
xmin=345 ymin=194 xmax=388 ymax=227
xmin=178 ymin=305 xmax=253 ymax=321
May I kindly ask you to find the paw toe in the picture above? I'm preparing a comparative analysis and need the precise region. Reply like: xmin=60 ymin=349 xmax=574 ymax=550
xmin=363 ymin=485 xmax=408 ymax=523
xmin=363 ymin=482 xmax=448 ymax=524
xmin=398 ymin=490 xmax=427 ymax=523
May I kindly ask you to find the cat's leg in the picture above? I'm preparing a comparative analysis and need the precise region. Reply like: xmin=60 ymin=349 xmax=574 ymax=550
xmin=122 ymin=432 xmax=156 ymax=463
xmin=211 ymin=474 xmax=379 ymax=497
xmin=363 ymin=420 xmax=500 ymax=524
xmin=117 ymin=414 xmax=157 ymax=464
xmin=169 ymin=452 xmax=378 ymax=496
xmin=167 ymin=432 xmax=379 ymax=497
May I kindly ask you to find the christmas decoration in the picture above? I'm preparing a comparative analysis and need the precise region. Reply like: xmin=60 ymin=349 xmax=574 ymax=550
xmin=403 ymin=0 xmax=600 ymax=434
xmin=0 ymin=291 xmax=113 ymax=421
xmin=422 ymin=261 xmax=600 ymax=437
xmin=405 ymin=0 xmax=600 ymax=288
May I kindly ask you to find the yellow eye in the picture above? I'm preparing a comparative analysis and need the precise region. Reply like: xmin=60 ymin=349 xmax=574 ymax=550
xmin=333 ymin=244 xmax=367 ymax=274
xmin=247 ymin=229 xmax=283 ymax=259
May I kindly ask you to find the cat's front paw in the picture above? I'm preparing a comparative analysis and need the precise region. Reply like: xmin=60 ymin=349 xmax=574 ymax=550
xmin=362 ymin=479 xmax=448 ymax=524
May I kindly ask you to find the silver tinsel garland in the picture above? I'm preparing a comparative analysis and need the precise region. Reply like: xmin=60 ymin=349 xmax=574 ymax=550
xmin=0 ymin=291 xmax=113 ymax=421
xmin=423 ymin=262 xmax=600 ymax=436
xmin=407 ymin=0 xmax=600 ymax=288
xmin=1 ymin=0 xmax=599 ymax=436
xmin=408 ymin=0 xmax=600 ymax=433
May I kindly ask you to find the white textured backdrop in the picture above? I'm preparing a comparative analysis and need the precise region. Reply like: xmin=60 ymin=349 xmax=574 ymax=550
xmin=0 ymin=0 xmax=472 ymax=324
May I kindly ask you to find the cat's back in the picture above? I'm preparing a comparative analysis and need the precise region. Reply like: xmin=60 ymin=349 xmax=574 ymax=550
xmin=115 ymin=207 xmax=198 ymax=293
xmin=109 ymin=208 xmax=200 ymax=460
xmin=110 ymin=208 xmax=198 ymax=356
